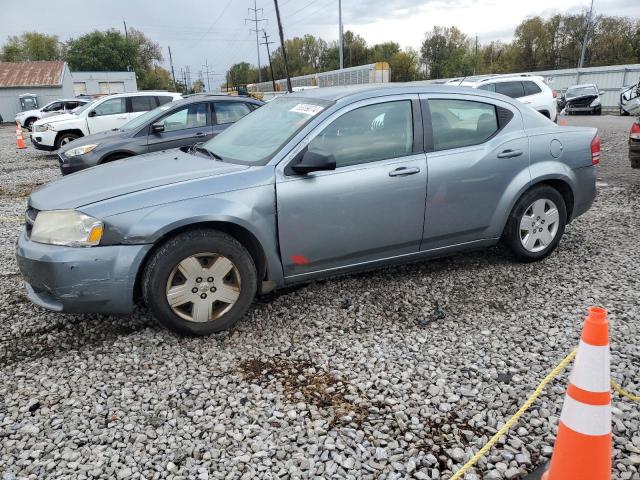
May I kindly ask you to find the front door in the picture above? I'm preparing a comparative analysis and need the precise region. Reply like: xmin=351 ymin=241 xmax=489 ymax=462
xmin=86 ymin=97 xmax=129 ymax=134
xmin=420 ymin=94 xmax=530 ymax=250
xmin=146 ymin=102 xmax=212 ymax=152
xmin=276 ymin=96 xmax=427 ymax=278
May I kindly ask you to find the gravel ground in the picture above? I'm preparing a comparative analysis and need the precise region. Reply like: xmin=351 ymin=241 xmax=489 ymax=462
xmin=0 ymin=117 xmax=639 ymax=480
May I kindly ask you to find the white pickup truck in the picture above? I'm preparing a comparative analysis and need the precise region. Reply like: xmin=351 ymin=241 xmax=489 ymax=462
xmin=30 ymin=91 xmax=181 ymax=151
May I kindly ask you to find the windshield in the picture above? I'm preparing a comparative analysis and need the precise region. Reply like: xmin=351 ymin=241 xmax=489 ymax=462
xmin=72 ymin=99 xmax=99 ymax=115
xmin=120 ymin=103 xmax=173 ymax=130
xmin=566 ymin=86 xmax=598 ymax=98
xmin=202 ymin=96 xmax=332 ymax=165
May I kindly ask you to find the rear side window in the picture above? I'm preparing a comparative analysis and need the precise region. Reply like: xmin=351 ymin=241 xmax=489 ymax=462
xmin=214 ymin=102 xmax=251 ymax=124
xmin=477 ymin=83 xmax=496 ymax=92
xmin=429 ymin=99 xmax=499 ymax=151
xmin=130 ymin=96 xmax=157 ymax=113
xmin=246 ymin=102 xmax=261 ymax=111
xmin=157 ymin=96 xmax=174 ymax=106
xmin=523 ymin=81 xmax=542 ymax=96
xmin=94 ymin=98 xmax=126 ymax=116
xmin=159 ymin=103 xmax=208 ymax=132
xmin=495 ymin=81 xmax=525 ymax=98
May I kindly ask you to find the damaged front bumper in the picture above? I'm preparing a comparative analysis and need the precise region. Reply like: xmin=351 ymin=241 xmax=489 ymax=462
xmin=16 ymin=231 xmax=152 ymax=314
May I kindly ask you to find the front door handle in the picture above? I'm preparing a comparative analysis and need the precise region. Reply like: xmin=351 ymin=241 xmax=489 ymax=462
xmin=497 ymin=149 xmax=524 ymax=159
xmin=389 ymin=166 xmax=420 ymax=177
xmin=117 ymin=116 xmax=128 ymax=120
xmin=195 ymin=132 xmax=207 ymax=137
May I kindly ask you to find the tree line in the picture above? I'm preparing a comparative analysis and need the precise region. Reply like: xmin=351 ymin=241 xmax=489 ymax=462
xmin=2 ymin=11 xmax=639 ymax=92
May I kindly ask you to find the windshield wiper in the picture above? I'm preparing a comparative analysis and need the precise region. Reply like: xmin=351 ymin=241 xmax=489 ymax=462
xmin=189 ymin=143 xmax=223 ymax=161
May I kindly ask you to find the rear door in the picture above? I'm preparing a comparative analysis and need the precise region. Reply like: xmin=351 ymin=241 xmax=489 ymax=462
xmin=146 ymin=102 xmax=212 ymax=151
xmin=420 ymin=94 xmax=530 ymax=250
xmin=86 ymin=97 xmax=128 ymax=133
xmin=212 ymin=101 xmax=252 ymax=136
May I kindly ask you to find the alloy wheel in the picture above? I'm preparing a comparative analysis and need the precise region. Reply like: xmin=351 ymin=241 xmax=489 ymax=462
xmin=519 ymin=198 xmax=560 ymax=253
xmin=165 ymin=253 xmax=241 ymax=323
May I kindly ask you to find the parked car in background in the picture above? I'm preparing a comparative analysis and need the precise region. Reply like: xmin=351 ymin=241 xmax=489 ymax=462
xmin=17 ymin=85 xmax=598 ymax=336
xmin=58 ymin=94 xmax=263 ymax=175
xmin=619 ymin=79 xmax=640 ymax=116
xmin=447 ymin=74 xmax=557 ymax=121
xmin=563 ymin=84 xmax=602 ymax=115
xmin=15 ymin=99 xmax=89 ymax=130
xmin=30 ymin=91 xmax=182 ymax=151
xmin=630 ymin=118 xmax=640 ymax=168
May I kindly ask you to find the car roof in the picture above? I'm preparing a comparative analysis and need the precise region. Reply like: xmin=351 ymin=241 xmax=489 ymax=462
xmin=169 ymin=94 xmax=264 ymax=107
xmin=282 ymin=83 xmax=520 ymax=105
xmin=102 ymin=91 xmax=182 ymax=98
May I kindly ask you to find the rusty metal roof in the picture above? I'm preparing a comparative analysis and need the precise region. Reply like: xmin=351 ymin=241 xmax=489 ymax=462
xmin=0 ymin=61 xmax=66 ymax=88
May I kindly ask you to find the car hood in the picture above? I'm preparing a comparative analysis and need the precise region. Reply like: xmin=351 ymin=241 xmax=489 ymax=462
xmin=59 ymin=129 xmax=131 ymax=153
xmin=29 ymin=149 xmax=249 ymax=210
xmin=35 ymin=112 xmax=77 ymax=125
xmin=565 ymin=94 xmax=599 ymax=104
xmin=16 ymin=109 xmax=40 ymax=119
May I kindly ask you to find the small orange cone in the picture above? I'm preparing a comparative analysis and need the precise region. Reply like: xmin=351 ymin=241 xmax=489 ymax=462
xmin=543 ymin=306 xmax=611 ymax=480
xmin=16 ymin=123 xmax=26 ymax=149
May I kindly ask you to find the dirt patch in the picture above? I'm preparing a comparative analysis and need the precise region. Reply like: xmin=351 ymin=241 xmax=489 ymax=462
xmin=0 ymin=182 xmax=43 ymax=198
xmin=239 ymin=356 xmax=373 ymax=425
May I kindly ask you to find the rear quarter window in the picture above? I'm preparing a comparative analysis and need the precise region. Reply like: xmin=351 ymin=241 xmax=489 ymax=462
xmin=478 ymin=83 xmax=496 ymax=92
xmin=523 ymin=81 xmax=542 ymax=95
xmin=157 ymin=96 xmax=174 ymax=106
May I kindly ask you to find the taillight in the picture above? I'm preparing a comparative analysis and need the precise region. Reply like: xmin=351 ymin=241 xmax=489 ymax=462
xmin=630 ymin=121 xmax=640 ymax=140
xmin=591 ymin=134 xmax=601 ymax=165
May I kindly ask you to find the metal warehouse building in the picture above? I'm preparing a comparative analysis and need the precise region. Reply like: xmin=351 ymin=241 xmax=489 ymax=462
xmin=0 ymin=61 xmax=74 ymax=122
xmin=71 ymin=71 xmax=137 ymax=97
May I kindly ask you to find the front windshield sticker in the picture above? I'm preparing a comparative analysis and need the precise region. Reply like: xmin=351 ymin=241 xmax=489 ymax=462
xmin=290 ymin=103 xmax=324 ymax=116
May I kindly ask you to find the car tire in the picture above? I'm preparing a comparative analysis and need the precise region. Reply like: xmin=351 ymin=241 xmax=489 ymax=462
xmin=55 ymin=133 xmax=79 ymax=149
xmin=101 ymin=153 xmax=130 ymax=164
xmin=24 ymin=118 xmax=36 ymax=131
xmin=142 ymin=229 xmax=257 ymax=336
xmin=504 ymin=185 xmax=567 ymax=262
xmin=593 ymin=106 xmax=602 ymax=116
xmin=630 ymin=151 xmax=640 ymax=169
xmin=620 ymin=107 xmax=629 ymax=116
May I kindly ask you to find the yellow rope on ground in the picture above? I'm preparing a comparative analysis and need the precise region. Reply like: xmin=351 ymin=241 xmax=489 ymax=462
xmin=0 ymin=216 xmax=22 ymax=223
xmin=449 ymin=349 xmax=577 ymax=480
xmin=611 ymin=379 xmax=640 ymax=401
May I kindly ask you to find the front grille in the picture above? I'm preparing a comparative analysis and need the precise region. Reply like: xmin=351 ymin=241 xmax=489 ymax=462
xmin=25 ymin=207 xmax=38 ymax=238
xmin=567 ymin=97 xmax=594 ymax=108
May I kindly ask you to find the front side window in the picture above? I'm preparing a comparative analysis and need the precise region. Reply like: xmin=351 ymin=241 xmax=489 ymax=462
xmin=478 ymin=83 xmax=496 ymax=92
xmin=157 ymin=96 xmax=174 ymax=106
xmin=93 ymin=98 xmax=126 ymax=117
xmin=215 ymin=102 xmax=251 ymax=124
xmin=159 ymin=103 xmax=208 ymax=132
xmin=43 ymin=102 xmax=63 ymax=112
xmin=130 ymin=96 xmax=157 ymax=113
xmin=495 ymin=81 xmax=525 ymax=98
xmin=307 ymin=100 xmax=413 ymax=168
xmin=429 ymin=99 xmax=498 ymax=151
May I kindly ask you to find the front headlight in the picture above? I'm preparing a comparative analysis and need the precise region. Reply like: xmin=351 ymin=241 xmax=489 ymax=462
xmin=65 ymin=144 xmax=98 ymax=157
xmin=31 ymin=210 xmax=104 ymax=247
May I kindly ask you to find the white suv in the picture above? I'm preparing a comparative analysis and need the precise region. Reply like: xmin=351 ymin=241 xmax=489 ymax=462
xmin=31 ymin=91 xmax=182 ymax=151
xmin=447 ymin=74 xmax=557 ymax=122
xmin=15 ymin=99 xmax=89 ymax=131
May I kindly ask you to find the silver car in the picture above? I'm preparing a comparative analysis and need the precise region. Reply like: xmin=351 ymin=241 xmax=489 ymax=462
xmin=16 ymin=85 xmax=599 ymax=336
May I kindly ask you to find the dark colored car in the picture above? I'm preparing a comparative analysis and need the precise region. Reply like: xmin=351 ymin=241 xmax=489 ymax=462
xmin=630 ymin=118 xmax=640 ymax=168
xmin=57 ymin=94 xmax=264 ymax=175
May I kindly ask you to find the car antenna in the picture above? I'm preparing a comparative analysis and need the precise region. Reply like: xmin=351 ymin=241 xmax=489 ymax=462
xmin=458 ymin=76 xmax=468 ymax=85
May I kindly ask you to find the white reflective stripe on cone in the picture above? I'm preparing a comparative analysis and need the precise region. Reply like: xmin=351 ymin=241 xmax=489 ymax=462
xmin=569 ymin=340 xmax=610 ymax=393
xmin=560 ymin=395 xmax=611 ymax=436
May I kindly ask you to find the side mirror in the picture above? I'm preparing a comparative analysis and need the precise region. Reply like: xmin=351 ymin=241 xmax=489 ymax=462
xmin=151 ymin=122 xmax=165 ymax=133
xmin=88 ymin=110 xmax=96 ymax=117
xmin=290 ymin=149 xmax=336 ymax=175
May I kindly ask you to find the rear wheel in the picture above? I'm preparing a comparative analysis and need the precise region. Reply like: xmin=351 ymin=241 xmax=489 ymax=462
xmin=630 ymin=151 xmax=640 ymax=169
xmin=142 ymin=229 xmax=257 ymax=336
xmin=55 ymin=132 xmax=79 ymax=149
xmin=504 ymin=186 xmax=567 ymax=262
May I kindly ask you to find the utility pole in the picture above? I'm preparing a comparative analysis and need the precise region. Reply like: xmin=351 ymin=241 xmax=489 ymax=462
xmin=123 ymin=19 xmax=128 ymax=39
xmin=338 ymin=0 xmax=344 ymax=69
xmin=168 ymin=46 xmax=177 ymax=90
xmin=273 ymin=0 xmax=292 ymax=92
xmin=261 ymin=30 xmax=277 ymax=92
xmin=578 ymin=0 xmax=594 ymax=68
xmin=474 ymin=35 xmax=478 ymax=75
xmin=186 ymin=66 xmax=192 ymax=93
xmin=246 ymin=0 xmax=267 ymax=83
xmin=202 ymin=59 xmax=213 ymax=92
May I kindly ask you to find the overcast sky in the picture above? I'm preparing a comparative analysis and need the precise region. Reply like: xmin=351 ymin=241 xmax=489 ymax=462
xmin=0 ymin=0 xmax=636 ymax=89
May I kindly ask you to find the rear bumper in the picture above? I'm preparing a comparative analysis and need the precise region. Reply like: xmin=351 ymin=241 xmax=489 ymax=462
xmin=571 ymin=165 xmax=597 ymax=221
xmin=16 ymin=231 xmax=152 ymax=314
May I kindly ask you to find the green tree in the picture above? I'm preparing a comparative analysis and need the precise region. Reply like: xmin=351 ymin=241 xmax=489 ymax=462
xmin=389 ymin=48 xmax=421 ymax=81
xmin=137 ymin=65 xmax=172 ymax=90
xmin=65 ymin=30 xmax=137 ymax=71
xmin=420 ymin=26 xmax=473 ymax=79
xmin=227 ymin=61 xmax=258 ymax=86
xmin=368 ymin=41 xmax=400 ymax=63
xmin=0 ymin=32 xmax=62 ymax=62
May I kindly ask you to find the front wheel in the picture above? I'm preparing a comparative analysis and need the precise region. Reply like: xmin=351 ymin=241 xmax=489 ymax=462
xmin=142 ymin=229 xmax=257 ymax=336
xmin=504 ymin=186 xmax=567 ymax=262
xmin=55 ymin=132 xmax=79 ymax=149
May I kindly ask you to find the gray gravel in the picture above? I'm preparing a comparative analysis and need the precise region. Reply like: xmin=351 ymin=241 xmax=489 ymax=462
xmin=1 ymin=116 xmax=639 ymax=480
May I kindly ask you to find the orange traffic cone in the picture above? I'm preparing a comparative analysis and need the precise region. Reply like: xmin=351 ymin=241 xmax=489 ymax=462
xmin=542 ymin=306 xmax=611 ymax=480
xmin=16 ymin=123 xmax=26 ymax=149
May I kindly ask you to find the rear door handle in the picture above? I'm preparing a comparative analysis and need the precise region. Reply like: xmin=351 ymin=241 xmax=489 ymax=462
xmin=389 ymin=166 xmax=420 ymax=177
xmin=497 ymin=149 xmax=523 ymax=159
xmin=195 ymin=132 xmax=207 ymax=137
xmin=117 ymin=116 xmax=128 ymax=119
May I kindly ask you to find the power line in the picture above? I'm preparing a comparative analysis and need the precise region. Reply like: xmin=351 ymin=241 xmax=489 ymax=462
xmin=246 ymin=0 xmax=268 ymax=83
